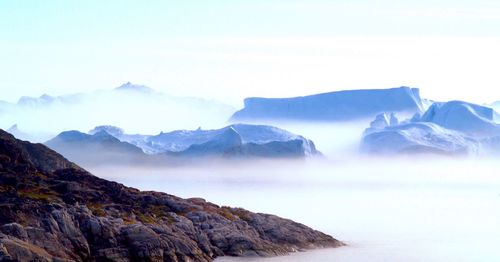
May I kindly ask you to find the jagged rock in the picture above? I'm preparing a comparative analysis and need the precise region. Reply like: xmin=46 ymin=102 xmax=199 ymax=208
xmin=0 ymin=129 xmax=343 ymax=261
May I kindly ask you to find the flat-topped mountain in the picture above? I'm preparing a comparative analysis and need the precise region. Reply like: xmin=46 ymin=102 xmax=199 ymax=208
xmin=230 ymin=86 xmax=425 ymax=122
xmin=0 ymin=129 xmax=343 ymax=261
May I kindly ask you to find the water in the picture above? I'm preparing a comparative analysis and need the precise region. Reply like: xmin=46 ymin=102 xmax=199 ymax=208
xmin=89 ymin=157 xmax=500 ymax=262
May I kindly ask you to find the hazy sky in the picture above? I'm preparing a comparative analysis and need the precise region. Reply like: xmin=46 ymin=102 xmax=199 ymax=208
xmin=1 ymin=0 xmax=500 ymax=105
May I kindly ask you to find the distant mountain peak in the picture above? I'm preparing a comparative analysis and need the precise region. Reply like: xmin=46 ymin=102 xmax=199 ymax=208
xmin=17 ymin=93 xmax=56 ymax=106
xmin=7 ymin=124 xmax=19 ymax=132
xmin=39 ymin=93 xmax=53 ymax=100
xmin=114 ymin=82 xmax=155 ymax=93
xmin=89 ymin=125 xmax=124 ymax=137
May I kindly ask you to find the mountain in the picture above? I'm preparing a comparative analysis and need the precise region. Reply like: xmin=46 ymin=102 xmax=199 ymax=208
xmin=0 ymin=129 xmax=343 ymax=261
xmin=361 ymin=101 xmax=500 ymax=155
xmin=46 ymin=124 xmax=320 ymax=166
xmin=167 ymin=127 xmax=317 ymax=158
xmin=6 ymin=124 xmax=32 ymax=142
xmin=360 ymin=98 xmax=500 ymax=155
xmin=114 ymin=82 xmax=156 ymax=93
xmin=174 ymin=127 xmax=243 ymax=157
xmin=88 ymin=125 xmax=125 ymax=137
xmin=230 ymin=86 xmax=425 ymax=122
xmin=45 ymin=130 xmax=152 ymax=166
xmin=17 ymin=94 xmax=57 ymax=107
xmin=418 ymin=101 xmax=500 ymax=137
xmin=93 ymin=124 xmax=320 ymax=157
xmin=360 ymin=113 xmax=479 ymax=155
xmin=148 ymin=124 xmax=310 ymax=153
xmin=0 ymin=82 xmax=235 ymax=139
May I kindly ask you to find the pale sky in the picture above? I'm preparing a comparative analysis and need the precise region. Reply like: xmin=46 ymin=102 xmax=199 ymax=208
xmin=1 ymin=0 xmax=500 ymax=106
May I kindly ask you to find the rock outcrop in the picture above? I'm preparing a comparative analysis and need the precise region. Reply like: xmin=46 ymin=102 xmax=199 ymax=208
xmin=0 ymin=129 xmax=342 ymax=261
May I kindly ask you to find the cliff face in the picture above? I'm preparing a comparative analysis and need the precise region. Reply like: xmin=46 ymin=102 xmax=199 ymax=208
xmin=0 ymin=130 xmax=342 ymax=261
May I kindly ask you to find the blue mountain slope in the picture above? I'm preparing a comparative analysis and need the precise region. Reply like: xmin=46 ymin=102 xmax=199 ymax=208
xmin=45 ymin=130 xmax=147 ymax=165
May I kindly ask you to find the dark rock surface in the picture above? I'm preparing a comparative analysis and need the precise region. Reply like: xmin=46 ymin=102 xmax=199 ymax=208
xmin=0 ymin=130 xmax=343 ymax=261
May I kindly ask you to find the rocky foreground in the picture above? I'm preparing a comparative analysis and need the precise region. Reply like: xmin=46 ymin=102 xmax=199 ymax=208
xmin=0 ymin=130 xmax=342 ymax=261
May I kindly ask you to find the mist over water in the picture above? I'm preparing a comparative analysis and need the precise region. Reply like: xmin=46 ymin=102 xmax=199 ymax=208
xmin=3 ymin=1 xmax=500 ymax=260
xmin=4 ymin=103 xmax=498 ymax=262
xmin=0 ymin=88 xmax=235 ymax=142
xmin=85 ymin=122 xmax=500 ymax=261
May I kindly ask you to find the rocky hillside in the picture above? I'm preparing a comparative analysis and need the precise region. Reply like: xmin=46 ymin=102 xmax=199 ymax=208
xmin=0 ymin=130 xmax=342 ymax=261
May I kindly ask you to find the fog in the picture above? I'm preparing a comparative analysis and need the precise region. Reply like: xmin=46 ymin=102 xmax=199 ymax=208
xmin=89 ymin=157 xmax=500 ymax=262
xmin=6 ymin=100 xmax=499 ymax=262
xmin=0 ymin=88 xmax=235 ymax=142
xmin=82 ymin=120 xmax=500 ymax=262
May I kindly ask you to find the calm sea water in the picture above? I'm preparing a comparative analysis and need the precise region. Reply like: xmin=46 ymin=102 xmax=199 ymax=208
xmin=91 ymin=158 xmax=500 ymax=262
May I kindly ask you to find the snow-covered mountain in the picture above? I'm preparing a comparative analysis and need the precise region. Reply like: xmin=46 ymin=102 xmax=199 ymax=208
xmin=360 ymin=100 xmax=500 ymax=155
xmin=231 ymin=86 xmax=425 ymax=122
xmin=46 ymin=124 xmax=321 ymax=165
xmin=419 ymin=101 xmax=500 ymax=137
xmin=0 ymin=82 xmax=235 ymax=139
xmin=90 ymin=123 xmax=318 ymax=156
xmin=165 ymin=126 xmax=319 ymax=158
xmin=361 ymin=113 xmax=479 ymax=155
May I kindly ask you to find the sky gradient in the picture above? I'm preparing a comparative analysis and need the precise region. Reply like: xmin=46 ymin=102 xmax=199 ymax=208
xmin=1 ymin=0 xmax=500 ymax=105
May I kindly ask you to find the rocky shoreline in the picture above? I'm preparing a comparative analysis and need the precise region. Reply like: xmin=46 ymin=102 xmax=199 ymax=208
xmin=0 ymin=130 xmax=343 ymax=261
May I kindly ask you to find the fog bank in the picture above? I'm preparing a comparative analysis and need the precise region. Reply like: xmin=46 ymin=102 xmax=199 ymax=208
xmin=90 ymin=157 xmax=500 ymax=261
